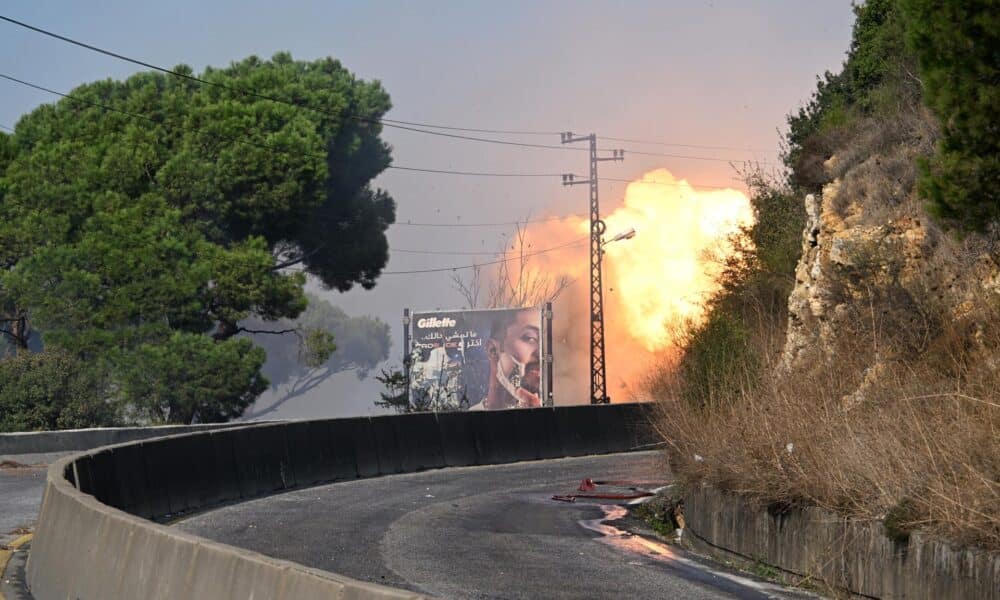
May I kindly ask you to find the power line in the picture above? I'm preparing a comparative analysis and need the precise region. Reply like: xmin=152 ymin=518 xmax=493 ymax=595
xmin=390 ymin=236 xmax=587 ymax=256
xmin=386 ymin=124 xmax=762 ymax=163
xmin=375 ymin=125 xmax=771 ymax=154
xmin=0 ymin=15 xmax=591 ymax=153
xmin=0 ymin=14 xmax=768 ymax=163
xmin=0 ymin=73 xmax=570 ymax=180
xmin=1 ymin=78 xmax=741 ymax=191
xmin=601 ymin=176 xmax=740 ymax=190
xmin=376 ymin=125 xmax=771 ymax=154
xmin=362 ymin=121 xmax=588 ymax=153
xmin=392 ymin=248 xmax=511 ymax=256
xmin=5 ymin=117 xmax=588 ymax=262
xmin=390 ymin=216 xmax=570 ymax=228
xmin=602 ymin=147 xmax=771 ymax=164
xmin=379 ymin=121 xmax=561 ymax=136
xmin=387 ymin=165 xmax=563 ymax=177
xmin=378 ymin=238 xmax=587 ymax=274
xmin=5 ymin=115 xmax=590 ymax=238
xmin=283 ymin=238 xmax=588 ymax=276
xmin=601 ymin=135 xmax=769 ymax=153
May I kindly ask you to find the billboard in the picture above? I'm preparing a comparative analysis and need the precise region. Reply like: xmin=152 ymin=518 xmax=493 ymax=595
xmin=405 ymin=306 xmax=552 ymax=411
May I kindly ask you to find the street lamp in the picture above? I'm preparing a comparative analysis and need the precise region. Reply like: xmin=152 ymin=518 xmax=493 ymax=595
xmin=606 ymin=227 xmax=637 ymax=245
xmin=601 ymin=227 xmax=637 ymax=259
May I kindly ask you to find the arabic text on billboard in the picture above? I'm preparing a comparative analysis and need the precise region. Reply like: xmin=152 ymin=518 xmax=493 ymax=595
xmin=409 ymin=307 xmax=543 ymax=411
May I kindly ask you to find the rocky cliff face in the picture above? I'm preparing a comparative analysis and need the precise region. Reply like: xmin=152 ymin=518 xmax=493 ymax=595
xmin=780 ymin=120 xmax=1000 ymax=396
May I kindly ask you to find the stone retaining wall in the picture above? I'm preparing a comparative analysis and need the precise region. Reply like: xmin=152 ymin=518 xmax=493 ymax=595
xmin=684 ymin=484 xmax=1000 ymax=599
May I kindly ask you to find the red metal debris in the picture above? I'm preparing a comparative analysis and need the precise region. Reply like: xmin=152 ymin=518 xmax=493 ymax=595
xmin=551 ymin=477 xmax=662 ymax=503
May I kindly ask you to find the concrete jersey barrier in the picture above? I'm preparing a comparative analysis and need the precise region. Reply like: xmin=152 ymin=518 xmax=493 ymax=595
xmin=27 ymin=403 xmax=657 ymax=599
xmin=0 ymin=422 xmax=263 ymax=456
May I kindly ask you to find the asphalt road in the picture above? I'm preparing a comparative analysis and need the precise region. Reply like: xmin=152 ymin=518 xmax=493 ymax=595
xmin=0 ymin=463 xmax=47 ymax=547
xmin=177 ymin=453 xmax=810 ymax=599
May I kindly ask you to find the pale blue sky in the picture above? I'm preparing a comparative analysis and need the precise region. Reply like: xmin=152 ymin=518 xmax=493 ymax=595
xmin=1 ymin=1 xmax=856 ymax=417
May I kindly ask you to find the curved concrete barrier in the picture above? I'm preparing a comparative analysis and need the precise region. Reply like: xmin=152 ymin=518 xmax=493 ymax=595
xmin=27 ymin=403 xmax=656 ymax=599
xmin=0 ymin=422 xmax=263 ymax=456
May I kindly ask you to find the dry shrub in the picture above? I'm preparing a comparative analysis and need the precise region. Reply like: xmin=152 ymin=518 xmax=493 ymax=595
xmin=648 ymin=296 xmax=1000 ymax=551
xmin=828 ymin=103 xmax=937 ymax=224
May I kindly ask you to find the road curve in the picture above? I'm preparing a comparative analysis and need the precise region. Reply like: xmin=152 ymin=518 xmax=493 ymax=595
xmin=177 ymin=453 xmax=811 ymax=599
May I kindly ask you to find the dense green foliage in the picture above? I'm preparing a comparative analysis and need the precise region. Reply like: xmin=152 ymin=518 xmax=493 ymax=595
xmin=900 ymin=0 xmax=1000 ymax=230
xmin=784 ymin=0 xmax=914 ymax=192
xmin=785 ymin=0 xmax=998 ymax=232
xmin=0 ymin=349 xmax=119 ymax=432
xmin=117 ymin=333 xmax=267 ymax=424
xmin=0 ymin=53 xmax=395 ymax=425
xmin=677 ymin=312 xmax=755 ymax=407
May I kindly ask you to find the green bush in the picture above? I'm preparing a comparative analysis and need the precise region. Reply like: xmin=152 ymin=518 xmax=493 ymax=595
xmin=0 ymin=350 xmax=120 ymax=432
xmin=785 ymin=0 xmax=998 ymax=232
xmin=784 ymin=0 xmax=915 ymax=193
xmin=901 ymin=0 xmax=1000 ymax=231
xmin=679 ymin=311 xmax=756 ymax=410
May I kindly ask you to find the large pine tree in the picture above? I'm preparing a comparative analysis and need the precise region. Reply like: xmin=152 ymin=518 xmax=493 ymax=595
xmin=0 ymin=53 xmax=396 ymax=424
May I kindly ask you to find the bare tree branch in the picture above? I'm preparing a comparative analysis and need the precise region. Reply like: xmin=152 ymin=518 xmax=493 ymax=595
xmin=451 ymin=264 xmax=482 ymax=309
xmin=244 ymin=364 xmax=359 ymax=419
xmin=452 ymin=217 xmax=573 ymax=309
xmin=272 ymin=243 xmax=327 ymax=271
xmin=236 ymin=327 xmax=300 ymax=336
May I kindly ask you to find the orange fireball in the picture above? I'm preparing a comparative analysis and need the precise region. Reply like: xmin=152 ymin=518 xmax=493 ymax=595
xmin=496 ymin=168 xmax=753 ymax=401
xmin=602 ymin=168 xmax=754 ymax=351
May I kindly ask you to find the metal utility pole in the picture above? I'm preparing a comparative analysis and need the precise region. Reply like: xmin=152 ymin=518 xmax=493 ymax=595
xmin=561 ymin=133 xmax=624 ymax=404
xmin=542 ymin=301 xmax=554 ymax=407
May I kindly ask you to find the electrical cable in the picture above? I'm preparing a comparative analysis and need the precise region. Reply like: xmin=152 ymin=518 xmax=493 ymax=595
xmin=390 ymin=236 xmax=587 ymax=257
xmin=376 ymin=238 xmax=587 ymax=274
xmin=4 ymin=116 xmax=590 ymax=271
xmin=601 ymin=147 xmax=771 ymax=163
xmin=280 ymin=238 xmax=589 ymax=276
xmin=0 ymin=73 xmax=569 ymax=179
xmin=601 ymin=135 xmax=769 ymax=153
xmin=0 ymin=15 xmax=591 ymax=153
xmin=5 ymin=118 xmax=735 ymax=232
xmin=390 ymin=216 xmax=571 ymax=227
xmin=600 ymin=176 xmax=739 ymax=190
xmin=0 ymin=14 xmax=769 ymax=163
xmin=0 ymin=79 xmax=740 ymax=192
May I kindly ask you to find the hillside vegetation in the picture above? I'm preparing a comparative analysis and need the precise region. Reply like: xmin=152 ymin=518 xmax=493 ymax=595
xmin=649 ymin=0 xmax=999 ymax=550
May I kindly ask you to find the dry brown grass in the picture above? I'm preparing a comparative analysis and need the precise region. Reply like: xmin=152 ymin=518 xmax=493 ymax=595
xmin=828 ymin=102 xmax=937 ymax=225
xmin=647 ymin=297 xmax=1000 ymax=551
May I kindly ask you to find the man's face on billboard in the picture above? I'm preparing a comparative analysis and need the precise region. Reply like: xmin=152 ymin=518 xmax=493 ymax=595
xmin=498 ymin=309 xmax=540 ymax=394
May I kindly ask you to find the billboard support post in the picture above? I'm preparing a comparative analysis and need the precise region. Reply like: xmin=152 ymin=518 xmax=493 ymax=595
xmin=402 ymin=308 xmax=412 ymax=405
xmin=543 ymin=302 xmax=554 ymax=407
